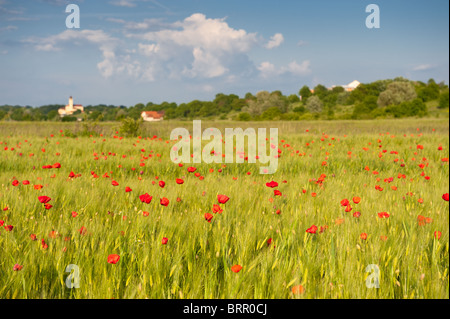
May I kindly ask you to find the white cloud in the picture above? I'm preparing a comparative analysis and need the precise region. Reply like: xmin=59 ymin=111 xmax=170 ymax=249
xmin=127 ymin=13 xmax=259 ymax=79
xmin=287 ymin=60 xmax=311 ymax=76
xmin=138 ymin=43 xmax=160 ymax=56
xmin=23 ymin=29 xmax=125 ymax=78
xmin=0 ymin=25 xmax=17 ymax=32
xmin=110 ymin=0 xmax=136 ymax=7
xmin=265 ymin=33 xmax=284 ymax=49
xmin=258 ymin=60 xmax=311 ymax=78
xmin=23 ymin=13 xmax=302 ymax=83
xmin=413 ymin=64 xmax=434 ymax=71
xmin=258 ymin=61 xmax=277 ymax=78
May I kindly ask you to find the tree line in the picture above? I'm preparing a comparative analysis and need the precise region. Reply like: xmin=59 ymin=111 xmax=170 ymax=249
xmin=0 ymin=77 xmax=448 ymax=122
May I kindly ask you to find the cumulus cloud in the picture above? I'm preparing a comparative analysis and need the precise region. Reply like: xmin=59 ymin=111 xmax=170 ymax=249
xmin=258 ymin=60 xmax=311 ymax=78
xmin=287 ymin=60 xmax=311 ymax=76
xmin=23 ymin=13 xmax=301 ymax=83
xmin=22 ymin=29 xmax=127 ymax=78
xmin=126 ymin=13 xmax=260 ymax=80
xmin=265 ymin=33 xmax=284 ymax=49
xmin=258 ymin=61 xmax=277 ymax=78
xmin=413 ymin=64 xmax=434 ymax=71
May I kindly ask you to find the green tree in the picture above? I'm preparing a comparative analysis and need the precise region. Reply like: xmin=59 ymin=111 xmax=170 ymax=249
xmin=305 ymin=95 xmax=323 ymax=113
xmin=377 ymin=81 xmax=417 ymax=107
xmin=47 ymin=110 xmax=59 ymax=121
xmin=119 ymin=117 xmax=143 ymax=137
xmin=261 ymin=107 xmax=282 ymax=120
xmin=313 ymin=84 xmax=328 ymax=100
xmin=299 ymin=85 xmax=312 ymax=101
xmin=287 ymin=94 xmax=300 ymax=104
xmin=243 ymin=91 xmax=287 ymax=116
xmin=10 ymin=108 xmax=24 ymax=121
xmin=237 ymin=112 xmax=252 ymax=121
xmin=438 ymin=90 xmax=449 ymax=109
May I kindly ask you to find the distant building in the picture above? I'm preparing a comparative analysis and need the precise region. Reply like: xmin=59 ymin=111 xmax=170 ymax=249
xmin=141 ymin=111 xmax=164 ymax=122
xmin=58 ymin=96 xmax=84 ymax=117
xmin=342 ymin=80 xmax=361 ymax=92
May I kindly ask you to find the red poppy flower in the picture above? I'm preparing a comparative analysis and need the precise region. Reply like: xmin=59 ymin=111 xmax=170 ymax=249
xmin=38 ymin=196 xmax=51 ymax=204
xmin=107 ymin=254 xmax=120 ymax=264
xmin=71 ymin=211 xmax=78 ymax=217
xmin=30 ymin=234 xmax=37 ymax=241
xmin=274 ymin=190 xmax=282 ymax=196
xmin=159 ymin=181 xmax=165 ymax=188
xmin=4 ymin=225 xmax=13 ymax=231
xmin=353 ymin=197 xmax=361 ymax=204
xmin=434 ymin=231 xmax=442 ymax=240
xmin=204 ymin=213 xmax=214 ymax=222
xmin=49 ymin=230 xmax=58 ymax=238
xmin=79 ymin=226 xmax=87 ymax=235
xmin=187 ymin=167 xmax=196 ymax=173
xmin=266 ymin=181 xmax=278 ymax=188
xmin=212 ymin=204 xmax=223 ymax=214
xmin=176 ymin=178 xmax=184 ymax=184
xmin=68 ymin=171 xmax=76 ymax=178
xmin=345 ymin=205 xmax=353 ymax=212
xmin=52 ymin=162 xmax=61 ymax=168
xmin=443 ymin=193 xmax=449 ymax=201
xmin=44 ymin=203 xmax=53 ymax=210
xmin=319 ymin=225 xmax=328 ymax=233
xmin=139 ymin=193 xmax=152 ymax=204
xmin=160 ymin=197 xmax=169 ymax=206
xmin=22 ymin=180 xmax=30 ymax=185
xmin=125 ymin=186 xmax=132 ymax=192
xmin=378 ymin=212 xmax=390 ymax=218
xmin=291 ymin=285 xmax=305 ymax=294
xmin=143 ymin=211 xmax=149 ymax=217
xmin=340 ymin=199 xmax=349 ymax=206
xmin=12 ymin=180 xmax=19 ymax=186
xmin=13 ymin=264 xmax=23 ymax=271
xmin=112 ymin=180 xmax=119 ymax=186
xmin=267 ymin=238 xmax=273 ymax=246
xmin=360 ymin=233 xmax=368 ymax=240
xmin=231 ymin=265 xmax=242 ymax=273
xmin=306 ymin=225 xmax=318 ymax=234
xmin=161 ymin=237 xmax=168 ymax=245
xmin=217 ymin=194 xmax=230 ymax=204
xmin=353 ymin=211 xmax=361 ymax=218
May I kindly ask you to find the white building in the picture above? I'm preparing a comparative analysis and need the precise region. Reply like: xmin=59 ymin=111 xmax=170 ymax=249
xmin=342 ymin=80 xmax=361 ymax=92
xmin=141 ymin=111 xmax=164 ymax=122
xmin=58 ymin=96 xmax=84 ymax=116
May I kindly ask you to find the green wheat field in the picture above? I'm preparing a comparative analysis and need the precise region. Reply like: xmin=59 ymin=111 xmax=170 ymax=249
xmin=0 ymin=119 xmax=448 ymax=299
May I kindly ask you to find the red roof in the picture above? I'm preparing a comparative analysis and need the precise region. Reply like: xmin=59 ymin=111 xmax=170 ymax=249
xmin=142 ymin=111 xmax=164 ymax=119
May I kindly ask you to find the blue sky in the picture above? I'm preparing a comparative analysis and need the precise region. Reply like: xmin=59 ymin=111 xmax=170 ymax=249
xmin=0 ymin=0 xmax=448 ymax=106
